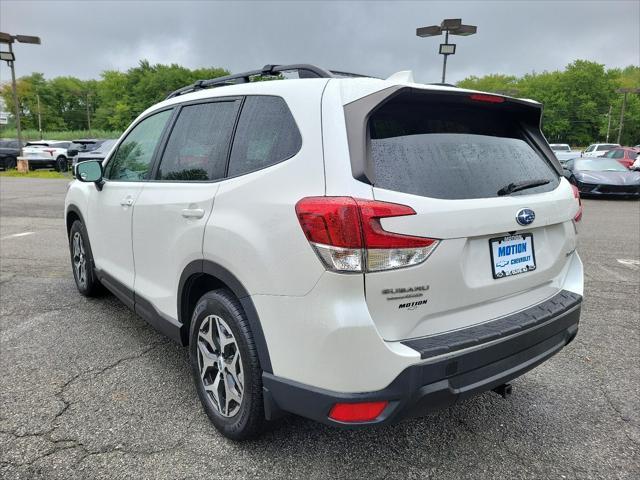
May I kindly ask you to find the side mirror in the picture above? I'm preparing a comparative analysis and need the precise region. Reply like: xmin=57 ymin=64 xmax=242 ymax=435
xmin=76 ymin=160 xmax=103 ymax=184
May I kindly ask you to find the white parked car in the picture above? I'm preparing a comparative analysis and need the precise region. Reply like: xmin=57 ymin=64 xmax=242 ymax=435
xmin=549 ymin=143 xmax=581 ymax=162
xmin=65 ymin=64 xmax=584 ymax=440
xmin=22 ymin=140 xmax=71 ymax=171
xmin=582 ymin=143 xmax=621 ymax=157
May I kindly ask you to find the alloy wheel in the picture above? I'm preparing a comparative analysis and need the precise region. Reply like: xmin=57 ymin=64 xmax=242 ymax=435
xmin=72 ymin=231 xmax=87 ymax=288
xmin=197 ymin=315 xmax=244 ymax=417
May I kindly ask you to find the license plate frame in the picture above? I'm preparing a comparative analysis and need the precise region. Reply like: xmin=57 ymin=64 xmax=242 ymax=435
xmin=489 ymin=233 xmax=537 ymax=279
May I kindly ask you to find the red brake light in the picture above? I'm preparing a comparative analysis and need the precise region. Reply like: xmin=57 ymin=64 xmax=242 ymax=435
xmin=571 ymin=184 xmax=583 ymax=222
xmin=355 ymin=199 xmax=437 ymax=249
xmin=295 ymin=197 xmax=439 ymax=272
xmin=295 ymin=197 xmax=362 ymax=248
xmin=328 ymin=401 xmax=388 ymax=423
xmin=469 ymin=93 xmax=505 ymax=104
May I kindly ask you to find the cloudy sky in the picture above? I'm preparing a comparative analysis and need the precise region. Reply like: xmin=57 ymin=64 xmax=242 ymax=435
xmin=1 ymin=0 xmax=638 ymax=85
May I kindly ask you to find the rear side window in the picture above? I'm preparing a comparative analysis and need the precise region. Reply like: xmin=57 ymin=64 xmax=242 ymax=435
xmin=227 ymin=96 xmax=301 ymax=177
xmin=597 ymin=144 xmax=618 ymax=151
xmin=368 ymin=95 xmax=558 ymax=200
xmin=158 ymin=100 xmax=240 ymax=181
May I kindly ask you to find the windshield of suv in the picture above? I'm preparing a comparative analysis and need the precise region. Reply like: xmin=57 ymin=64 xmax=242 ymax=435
xmin=596 ymin=144 xmax=619 ymax=151
xmin=575 ymin=159 xmax=629 ymax=172
xmin=368 ymin=96 xmax=559 ymax=200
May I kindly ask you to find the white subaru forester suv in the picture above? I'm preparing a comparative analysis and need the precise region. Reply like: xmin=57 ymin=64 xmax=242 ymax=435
xmin=65 ymin=64 xmax=584 ymax=440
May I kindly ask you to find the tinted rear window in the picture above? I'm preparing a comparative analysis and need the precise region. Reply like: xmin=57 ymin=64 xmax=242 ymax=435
xmin=227 ymin=96 xmax=301 ymax=177
xmin=368 ymin=96 xmax=559 ymax=199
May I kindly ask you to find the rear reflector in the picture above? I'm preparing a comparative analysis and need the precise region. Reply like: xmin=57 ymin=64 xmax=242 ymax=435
xmin=295 ymin=197 xmax=439 ymax=273
xmin=469 ymin=93 xmax=505 ymax=104
xmin=328 ymin=401 xmax=388 ymax=423
xmin=571 ymin=184 xmax=583 ymax=222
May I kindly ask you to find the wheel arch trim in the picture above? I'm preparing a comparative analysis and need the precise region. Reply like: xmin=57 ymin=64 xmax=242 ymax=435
xmin=178 ymin=259 xmax=273 ymax=373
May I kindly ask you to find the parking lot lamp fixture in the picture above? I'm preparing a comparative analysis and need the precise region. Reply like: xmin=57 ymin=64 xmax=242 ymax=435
xmin=0 ymin=32 xmax=42 ymax=147
xmin=416 ymin=19 xmax=477 ymax=84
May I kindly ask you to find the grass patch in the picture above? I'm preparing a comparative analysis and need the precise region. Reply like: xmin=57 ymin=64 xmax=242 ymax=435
xmin=0 ymin=129 xmax=122 ymax=141
xmin=0 ymin=168 xmax=71 ymax=179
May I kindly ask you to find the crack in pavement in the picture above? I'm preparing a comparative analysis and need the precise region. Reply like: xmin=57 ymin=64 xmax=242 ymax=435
xmin=0 ymin=339 xmax=172 ymax=469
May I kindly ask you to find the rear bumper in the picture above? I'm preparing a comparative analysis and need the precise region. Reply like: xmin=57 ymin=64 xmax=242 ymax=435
xmin=263 ymin=290 xmax=581 ymax=427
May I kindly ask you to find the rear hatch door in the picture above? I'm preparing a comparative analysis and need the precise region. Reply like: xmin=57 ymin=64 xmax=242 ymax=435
xmin=350 ymin=88 xmax=579 ymax=341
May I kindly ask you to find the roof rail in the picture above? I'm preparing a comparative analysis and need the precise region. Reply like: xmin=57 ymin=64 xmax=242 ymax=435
xmin=166 ymin=63 xmax=336 ymax=99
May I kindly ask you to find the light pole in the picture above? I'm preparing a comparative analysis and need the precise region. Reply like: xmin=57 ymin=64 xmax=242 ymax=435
xmin=0 ymin=32 xmax=42 ymax=147
xmin=416 ymin=19 xmax=477 ymax=84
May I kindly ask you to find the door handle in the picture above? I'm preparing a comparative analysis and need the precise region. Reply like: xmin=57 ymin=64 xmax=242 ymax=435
xmin=120 ymin=195 xmax=134 ymax=207
xmin=181 ymin=208 xmax=205 ymax=219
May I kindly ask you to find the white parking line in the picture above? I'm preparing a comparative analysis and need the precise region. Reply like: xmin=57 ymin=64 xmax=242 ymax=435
xmin=617 ymin=259 xmax=640 ymax=270
xmin=1 ymin=231 xmax=35 ymax=240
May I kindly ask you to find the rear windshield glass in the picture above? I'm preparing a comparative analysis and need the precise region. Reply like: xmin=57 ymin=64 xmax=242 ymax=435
xmin=368 ymin=96 xmax=559 ymax=199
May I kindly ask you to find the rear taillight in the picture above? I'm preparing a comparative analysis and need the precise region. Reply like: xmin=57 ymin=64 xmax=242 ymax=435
xmin=328 ymin=401 xmax=388 ymax=423
xmin=43 ymin=149 xmax=56 ymax=157
xmin=295 ymin=197 xmax=439 ymax=273
xmin=571 ymin=184 xmax=583 ymax=222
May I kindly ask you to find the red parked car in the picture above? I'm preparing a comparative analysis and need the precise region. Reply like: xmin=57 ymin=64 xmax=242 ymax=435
xmin=600 ymin=147 xmax=640 ymax=169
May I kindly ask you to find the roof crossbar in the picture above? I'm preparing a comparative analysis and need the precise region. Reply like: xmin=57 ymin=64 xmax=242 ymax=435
xmin=166 ymin=63 xmax=336 ymax=99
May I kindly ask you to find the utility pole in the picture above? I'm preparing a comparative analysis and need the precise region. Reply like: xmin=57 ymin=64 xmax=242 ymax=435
xmin=85 ymin=92 xmax=91 ymax=132
xmin=617 ymin=92 xmax=627 ymax=145
xmin=616 ymin=88 xmax=640 ymax=144
xmin=8 ymin=42 xmax=21 ymax=146
xmin=606 ymin=105 xmax=612 ymax=143
xmin=36 ymin=93 xmax=42 ymax=139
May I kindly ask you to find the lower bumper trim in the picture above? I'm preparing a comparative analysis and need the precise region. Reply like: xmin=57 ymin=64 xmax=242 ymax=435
xmin=262 ymin=300 xmax=581 ymax=428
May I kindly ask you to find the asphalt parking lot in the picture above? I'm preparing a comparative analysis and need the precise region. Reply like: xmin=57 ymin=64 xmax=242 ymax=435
xmin=0 ymin=177 xmax=638 ymax=479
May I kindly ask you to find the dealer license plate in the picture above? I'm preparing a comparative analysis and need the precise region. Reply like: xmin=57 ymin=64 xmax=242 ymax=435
xmin=489 ymin=234 xmax=536 ymax=279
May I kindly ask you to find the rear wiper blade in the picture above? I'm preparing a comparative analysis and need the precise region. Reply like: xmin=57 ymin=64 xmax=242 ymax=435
xmin=497 ymin=178 xmax=551 ymax=196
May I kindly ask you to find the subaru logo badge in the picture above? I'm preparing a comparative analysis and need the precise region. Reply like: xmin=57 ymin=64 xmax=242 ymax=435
xmin=516 ymin=208 xmax=535 ymax=226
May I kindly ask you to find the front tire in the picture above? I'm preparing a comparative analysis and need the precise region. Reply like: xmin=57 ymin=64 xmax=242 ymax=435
xmin=189 ymin=289 xmax=265 ymax=440
xmin=68 ymin=220 xmax=102 ymax=296
xmin=4 ymin=156 xmax=17 ymax=170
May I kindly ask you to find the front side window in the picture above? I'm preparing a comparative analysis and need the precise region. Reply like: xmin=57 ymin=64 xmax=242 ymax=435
xmin=585 ymin=145 xmax=595 ymax=152
xmin=227 ymin=96 xmax=301 ymax=177
xmin=157 ymin=100 xmax=240 ymax=181
xmin=610 ymin=150 xmax=624 ymax=159
xmin=105 ymin=109 xmax=172 ymax=181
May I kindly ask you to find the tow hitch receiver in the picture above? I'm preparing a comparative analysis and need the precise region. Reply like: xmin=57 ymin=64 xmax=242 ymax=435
xmin=492 ymin=383 xmax=513 ymax=399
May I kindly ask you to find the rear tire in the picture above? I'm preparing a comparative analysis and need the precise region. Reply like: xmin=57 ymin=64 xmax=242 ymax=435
xmin=189 ymin=289 xmax=266 ymax=440
xmin=56 ymin=156 xmax=68 ymax=172
xmin=68 ymin=220 xmax=102 ymax=296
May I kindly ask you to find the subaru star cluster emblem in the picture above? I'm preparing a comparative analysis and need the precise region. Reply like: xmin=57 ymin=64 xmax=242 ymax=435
xmin=516 ymin=208 xmax=535 ymax=226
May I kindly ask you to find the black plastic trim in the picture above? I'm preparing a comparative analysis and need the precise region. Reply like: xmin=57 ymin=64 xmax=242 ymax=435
xmin=402 ymin=290 xmax=581 ymax=359
xmin=177 ymin=260 xmax=273 ymax=373
xmin=94 ymin=268 xmax=182 ymax=343
xmin=262 ymin=299 xmax=581 ymax=427
xmin=95 ymin=268 xmax=135 ymax=311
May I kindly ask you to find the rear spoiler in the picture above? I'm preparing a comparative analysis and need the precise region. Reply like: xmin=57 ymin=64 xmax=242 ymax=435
xmin=343 ymin=86 xmax=562 ymax=185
